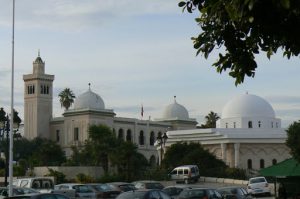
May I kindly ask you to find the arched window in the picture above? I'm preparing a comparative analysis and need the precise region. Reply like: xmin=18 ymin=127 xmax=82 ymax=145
xmin=276 ymin=122 xmax=278 ymax=128
xmin=233 ymin=122 xmax=236 ymax=128
xmin=260 ymin=159 xmax=265 ymax=168
xmin=258 ymin=121 xmax=261 ymax=128
xmin=149 ymin=131 xmax=155 ymax=146
xmin=118 ymin=129 xmax=124 ymax=140
xmin=247 ymin=159 xmax=252 ymax=169
xmin=139 ymin=130 xmax=144 ymax=145
xmin=272 ymin=159 xmax=277 ymax=165
xmin=271 ymin=122 xmax=274 ymax=128
xmin=126 ymin=129 xmax=132 ymax=142
xmin=226 ymin=123 xmax=228 ymax=128
xmin=248 ymin=121 xmax=253 ymax=128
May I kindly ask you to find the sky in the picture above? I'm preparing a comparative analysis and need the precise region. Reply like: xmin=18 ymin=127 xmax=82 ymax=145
xmin=0 ymin=0 xmax=300 ymax=128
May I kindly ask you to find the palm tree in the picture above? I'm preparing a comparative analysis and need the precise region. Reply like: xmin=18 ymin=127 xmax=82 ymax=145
xmin=58 ymin=88 xmax=75 ymax=110
xmin=204 ymin=111 xmax=220 ymax=128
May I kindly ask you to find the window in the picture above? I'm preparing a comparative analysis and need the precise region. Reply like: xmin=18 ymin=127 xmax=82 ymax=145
xmin=272 ymin=159 xmax=277 ymax=165
xmin=184 ymin=169 xmax=188 ymax=174
xmin=276 ymin=122 xmax=278 ymax=128
xmin=258 ymin=121 xmax=261 ymax=128
xmin=56 ymin=130 xmax=60 ymax=142
xmin=248 ymin=121 xmax=253 ymax=128
xmin=271 ymin=122 xmax=274 ymax=128
xmin=27 ymin=84 xmax=35 ymax=94
xmin=150 ymin=131 xmax=155 ymax=146
xmin=247 ymin=159 xmax=252 ymax=169
xmin=118 ymin=129 xmax=124 ymax=140
xmin=74 ymin=127 xmax=79 ymax=141
xmin=260 ymin=159 xmax=265 ymax=168
xmin=226 ymin=123 xmax=228 ymax=128
xmin=126 ymin=129 xmax=132 ymax=142
xmin=233 ymin=122 xmax=236 ymax=128
xmin=139 ymin=131 xmax=144 ymax=145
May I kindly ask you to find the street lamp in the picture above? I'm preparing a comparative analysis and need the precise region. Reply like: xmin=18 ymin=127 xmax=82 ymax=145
xmin=0 ymin=108 xmax=20 ymax=186
xmin=156 ymin=132 xmax=168 ymax=167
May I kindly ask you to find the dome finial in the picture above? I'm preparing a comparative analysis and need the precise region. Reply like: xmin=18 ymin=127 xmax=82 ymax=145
xmin=88 ymin=83 xmax=91 ymax=90
xmin=174 ymin=95 xmax=177 ymax=103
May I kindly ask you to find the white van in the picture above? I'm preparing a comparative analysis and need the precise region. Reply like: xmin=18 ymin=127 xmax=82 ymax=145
xmin=169 ymin=165 xmax=200 ymax=184
xmin=12 ymin=177 xmax=54 ymax=193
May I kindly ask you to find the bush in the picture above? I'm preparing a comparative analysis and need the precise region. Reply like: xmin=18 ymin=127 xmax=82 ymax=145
xmin=46 ymin=168 xmax=66 ymax=184
xmin=98 ymin=173 xmax=123 ymax=183
xmin=143 ymin=168 xmax=169 ymax=181
xmin=76 ymin=173 xmax=95 ymax=183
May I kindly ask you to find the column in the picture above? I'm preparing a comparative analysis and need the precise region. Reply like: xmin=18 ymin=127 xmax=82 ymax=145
xmin=221 ymin=143 xmax=227 ymax=163
xmin=234 ymin=143 xmax=240 ymax=168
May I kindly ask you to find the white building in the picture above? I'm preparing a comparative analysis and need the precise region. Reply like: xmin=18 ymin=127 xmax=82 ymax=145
xmin=165 ymin=93 xmax=291 ymax=170
xmin=23 ymin=54 xmax=290 ymax=170
xmin=23 ymin=54 xmax=197 ymax=165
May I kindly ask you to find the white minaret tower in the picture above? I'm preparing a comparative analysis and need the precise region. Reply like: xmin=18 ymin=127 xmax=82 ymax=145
xmin=23 ymin=52 xmax=54 ymax=139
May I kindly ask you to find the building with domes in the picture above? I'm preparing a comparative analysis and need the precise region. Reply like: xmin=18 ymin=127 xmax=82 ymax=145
xmin=165 ymin=93 xmax=290 ymax=170
xmin=23 ymin=54 xmax=290 ymax=170
xmin=23 ymin=54 xmax=198 ymax=165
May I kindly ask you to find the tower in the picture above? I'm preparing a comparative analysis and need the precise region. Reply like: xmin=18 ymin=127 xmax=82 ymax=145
xmin=23 ymin=52 xmax=54 ymax=139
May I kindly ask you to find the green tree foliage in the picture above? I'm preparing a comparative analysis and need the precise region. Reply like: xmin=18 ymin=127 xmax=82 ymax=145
xmin=178 ymin=0 xmax=300 ymax=85
xmin=67 ymin=124 xmax=148 ymax=181
xmin=163 ymin=142 xmax=227 ymax=176
xmin=58 ymin=88 xmax=75 ymax=110
xmin=46 ymin=168 xmax=66 ymax=184
xmin=200 ymin=111 xmax=220 ymax=128
xmin=286 ymin=121 xmax=300 ymax=162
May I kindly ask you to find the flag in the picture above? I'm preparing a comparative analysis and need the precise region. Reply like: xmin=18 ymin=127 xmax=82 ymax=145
xmin=141 ymin=104 xmax=144 ymax=117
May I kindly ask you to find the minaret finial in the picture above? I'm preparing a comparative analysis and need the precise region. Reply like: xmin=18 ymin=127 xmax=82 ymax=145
xmin=38 ymin=49 xmax=40 ymax=57
xmin=88 ymin=83 xmax=91 ymax=90
xmin=174 ymin=95 xmax=177 ymax=103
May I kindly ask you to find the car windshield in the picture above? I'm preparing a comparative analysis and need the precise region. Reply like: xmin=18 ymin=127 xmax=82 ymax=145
xmin=116 ymin=191 xmax=146 ymax=199
xmin=145 ymin=183 xmax=163 ymax=190
xmin=249 ymin=178 xmax=266 ymax=184
xmin=91 ymin=184 xmax=112 ymax=191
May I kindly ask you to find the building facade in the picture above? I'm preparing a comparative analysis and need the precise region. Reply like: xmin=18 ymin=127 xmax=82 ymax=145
xmin=23 ymin=54 xmax=290 ymax=170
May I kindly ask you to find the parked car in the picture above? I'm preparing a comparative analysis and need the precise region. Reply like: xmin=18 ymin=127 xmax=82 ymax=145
xmin=12 ymin=177 xmax=54 ymax=193
xmin=132 ymin=181 xmax=164 ymax=190
xmin=54 ymin=183 xmax=95 ymax=198
xmin=106 ymin=182 xmax=136 ymax=192
xmin=86 ymin=183 xmax=121 ymax=199
xmin=177 ymin=188 xmax=223 ymax=199
xmin=5 ymin=193 xmax=70 ymax=199
xmin=217 ymin=186 xmax=252 ymax=199
xmin=247 ymin=177 xmax=271 ymax=196
xmin=162 ymin=185 xmax=196 ymax=199
xmin=0 ymin=187 xmax=40 ymax=199
xmin=115 ymin=189 xmax=171 ymax=199
xmin=169 ymin=165 xmax=200 ymax=184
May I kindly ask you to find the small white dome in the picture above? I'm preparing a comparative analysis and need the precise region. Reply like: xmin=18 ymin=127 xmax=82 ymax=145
xmin=74 ymin=89 xmax=105 ymax=110
xmin=163 ymin=99 xmax=189 ymax=120
xmin=222 ymin=93 xmax=275 ymax=118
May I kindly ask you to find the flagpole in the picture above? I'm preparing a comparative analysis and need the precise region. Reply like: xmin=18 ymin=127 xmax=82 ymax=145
xmin=9 ymin=0 xmax=15 ymax=196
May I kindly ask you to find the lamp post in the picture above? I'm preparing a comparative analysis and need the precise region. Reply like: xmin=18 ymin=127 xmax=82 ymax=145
xmin=0 ymin=108 xmax=20 ymax=187
xmin=156 ymin=132 xmax=168 ymax=168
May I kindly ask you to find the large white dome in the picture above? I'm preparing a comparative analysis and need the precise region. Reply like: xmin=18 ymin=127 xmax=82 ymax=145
xmin=222 ymin=93 xmax=275 ymax=119
xmin=74 ymin=89 xmax=105 ymax=110
xmin=163 ymin=99 xmax=189 ymax=120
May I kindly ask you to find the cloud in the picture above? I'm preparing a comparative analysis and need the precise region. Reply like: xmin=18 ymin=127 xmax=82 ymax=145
xmin=0 ymin=0 xmax=180 ymax=31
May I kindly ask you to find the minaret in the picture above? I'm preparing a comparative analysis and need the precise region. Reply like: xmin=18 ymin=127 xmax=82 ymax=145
xmin=23 ymin=52 xmax=55 ymax=139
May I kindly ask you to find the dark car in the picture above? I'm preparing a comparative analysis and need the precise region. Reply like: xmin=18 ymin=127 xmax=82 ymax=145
xmin=162 ymin=185 xmax=198 ymax=199
xmin=132 ymin=181 xmax=164 ymax=190
xmin=107 ymin=182 xmax=136 ymax=192
xmin=178 ymin=188 xmax=223 ymax=199
xmin=217 ymin=187 xmax=252 ymax=199
xmin=115 ymin=189 xmax=171 ymax=199
xmin=5 ymin=193 xmax=70 ymax=199
xmin=87 ymin=183 xmax=121 ymax=199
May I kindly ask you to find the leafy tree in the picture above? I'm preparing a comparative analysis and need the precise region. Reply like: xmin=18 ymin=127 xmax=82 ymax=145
xmin=200 ymin=111 xmax=220 ymax=128
xmin=58 ymin=88 xmax=75 ymax=110
xmin=163 ymin=142 xmax=227 ymax=177
xmin=286 ymin=121 xmax=300 ymax=162
xmin=178 ymin=0 xmax=300 ymax=85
